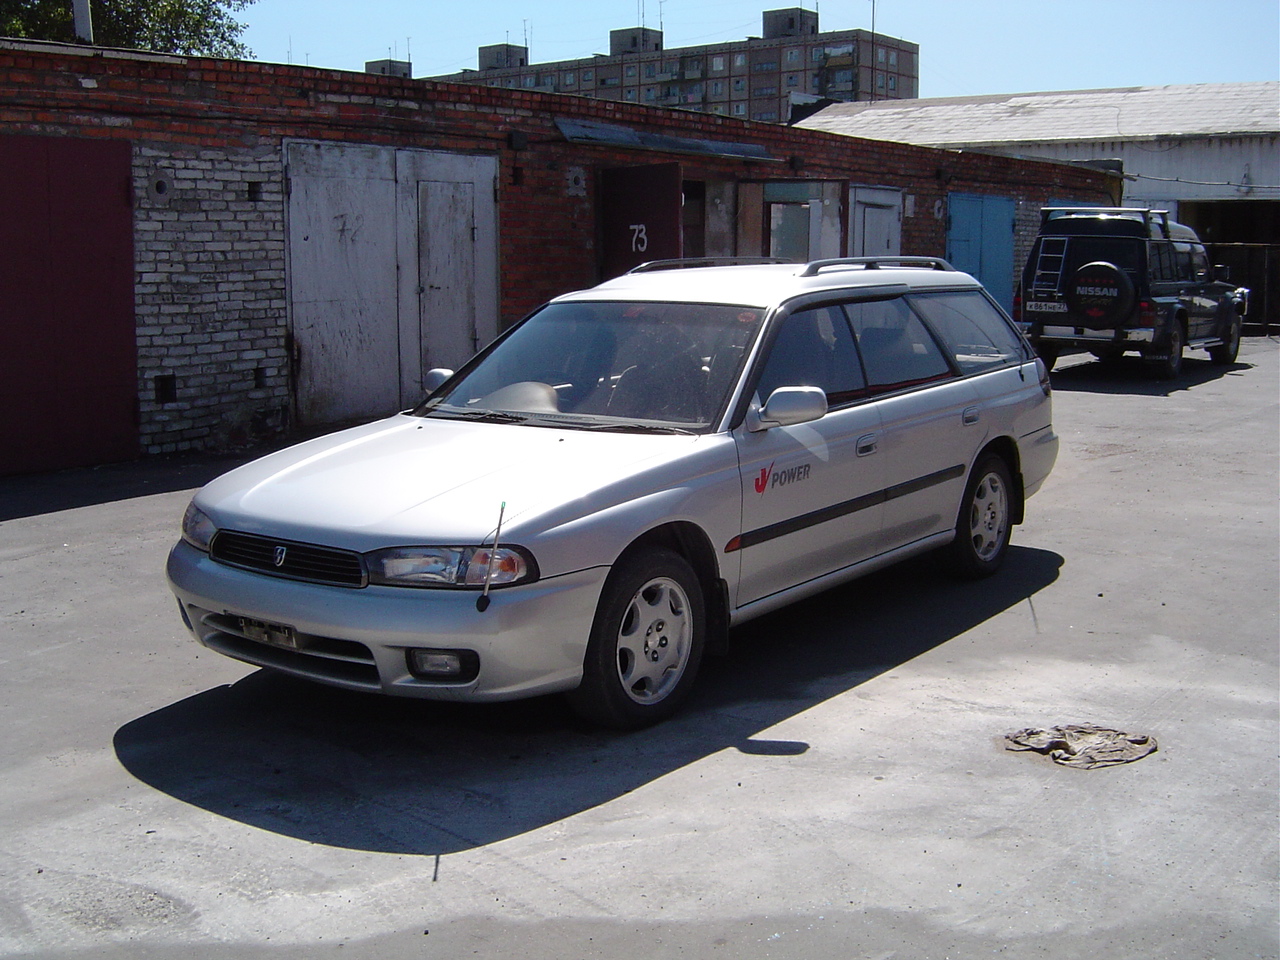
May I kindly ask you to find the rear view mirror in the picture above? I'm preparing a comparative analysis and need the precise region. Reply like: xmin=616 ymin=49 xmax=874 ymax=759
xmin=748 ymin=386 xmax=828 ymax=432
xmin=422 ymin=368 xmax=454 ymax=394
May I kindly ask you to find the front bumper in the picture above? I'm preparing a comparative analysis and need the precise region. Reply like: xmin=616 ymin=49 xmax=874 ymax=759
xmin=166 ymin=540 xmax=608 ymax=701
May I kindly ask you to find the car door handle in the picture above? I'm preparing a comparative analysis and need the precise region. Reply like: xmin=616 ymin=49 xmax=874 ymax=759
xmin=856 ymin=434 xmax=878 ymax=456
xmin=962 ymin=406 xmax=980 ymax=425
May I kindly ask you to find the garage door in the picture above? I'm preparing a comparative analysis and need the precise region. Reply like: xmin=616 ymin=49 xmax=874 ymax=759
xmin=0 ymin=135 xmax=137 ymax=476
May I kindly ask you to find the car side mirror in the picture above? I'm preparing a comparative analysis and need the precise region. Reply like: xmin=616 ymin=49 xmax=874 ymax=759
xmin=747 ymin=386 xmax=828 ymax=432
xmin=422 ymin=368 xmax=454 ymax=394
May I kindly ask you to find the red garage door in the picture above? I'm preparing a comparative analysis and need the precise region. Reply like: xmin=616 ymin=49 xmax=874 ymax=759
xmin=0 ymin=135 xmax=137 ymax=475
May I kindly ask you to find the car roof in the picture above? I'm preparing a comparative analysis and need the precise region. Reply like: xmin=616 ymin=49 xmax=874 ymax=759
xmin=552 ymin=257 xmax=985 ymax=309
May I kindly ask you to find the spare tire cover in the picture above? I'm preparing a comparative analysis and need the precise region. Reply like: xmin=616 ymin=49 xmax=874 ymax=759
xmin=1064 ymin=261 xmax=1136 ymax=327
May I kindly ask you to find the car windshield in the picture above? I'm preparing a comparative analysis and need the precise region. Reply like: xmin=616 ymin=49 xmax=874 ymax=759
xmin=415 ymin=300 xmax=766 ymax=433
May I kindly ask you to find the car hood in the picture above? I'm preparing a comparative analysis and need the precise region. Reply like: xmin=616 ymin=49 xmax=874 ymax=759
xmin=195 ymin=414 xmax=706 ymax=549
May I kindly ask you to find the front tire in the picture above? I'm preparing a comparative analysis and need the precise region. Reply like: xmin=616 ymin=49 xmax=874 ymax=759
xmin=945 ymin=454 xmax=1013 ymax=579
xmin=1209 ymin=314 xmax=1241 ymax=365
xmin=568 ymin=547 xmax=706 ymax=729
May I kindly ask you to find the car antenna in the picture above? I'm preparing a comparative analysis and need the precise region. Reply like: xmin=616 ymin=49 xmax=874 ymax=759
xmin=476 ymin=501 xmax=506 ymax=613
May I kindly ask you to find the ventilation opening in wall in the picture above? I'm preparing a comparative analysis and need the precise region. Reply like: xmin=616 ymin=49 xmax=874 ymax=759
xmin=247 ymin=181 xmax=264 ymax=202
xmin=147 ymin=176 xmax=172 ymax=203
xmin=253 ymin=366 xmax=268 ymax=388
xmin=153 ymin=374 xmax=177 ymax=404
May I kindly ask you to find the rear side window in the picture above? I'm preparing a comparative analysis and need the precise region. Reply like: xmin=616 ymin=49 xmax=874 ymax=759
xmin=846 ymin=297 xmax=953 ymax=391
xmin=908 ymin=291 xmax=1030 ymax=375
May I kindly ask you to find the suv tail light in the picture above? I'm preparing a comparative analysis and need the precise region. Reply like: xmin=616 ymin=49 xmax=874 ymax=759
xmin=1136 ymin=299 xmax=1157 ymax=327
xmin=1012 ymin=292 xmax=1022 ymax=322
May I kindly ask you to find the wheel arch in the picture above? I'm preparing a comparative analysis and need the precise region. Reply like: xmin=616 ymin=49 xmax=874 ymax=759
xmin=613 ymin=521 xmax=731 ymax=655
xmin=975 ymin=436 xmax=1025 ymax=525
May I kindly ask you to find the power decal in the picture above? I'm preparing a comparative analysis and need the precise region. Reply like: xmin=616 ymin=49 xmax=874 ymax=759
xmin=754 ymin=461 xmax=812 ymax=494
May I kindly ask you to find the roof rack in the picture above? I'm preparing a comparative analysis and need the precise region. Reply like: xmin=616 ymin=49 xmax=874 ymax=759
xmin=1041 ymin=207 xmax=1172 ymax=237
xmin=799 ymin=256 xmax=955 ymax=277
xmin=628 ymin=257 xmax=793 ymax=274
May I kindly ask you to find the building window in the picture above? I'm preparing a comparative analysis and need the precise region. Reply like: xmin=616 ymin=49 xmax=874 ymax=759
xmin=644 ymin=63 xmax=656 ymax=78
xmin=811 ymin=48 xmax=824 ymax=61
xmin=754 ymin=110 xmax=778 ymax=121
xmin=733 ymin=78 xmax=746 ymax=92
xmin=732 ymin=102 xmax=746 ymax=116
xmin=563 ymin=71 xmax=576 ymax=86
xmin=644 ymin=87 xmax=656 ymax=100
xmin=877 ymin=47 xmax=887 ymax=63
xmin=625 ymin=64 xmax=637 ymax=77
xmin=888 ymin=50 xmax=898 ymax=67
xmin=786 ymin=48 xmax=801 ymax=63
xmin=786 ymin=73 xmax=799 ymax=87
xmin=733 ymin=53 xmax=747 ymax=67
xmin=711 ymin=80 xmax=724 ymax=95
xmin=582 ymin=69 xmax=594 ymax=81
xmin=888 ymin=75 xmax=897 ymax=92
xmin=752 ymin=60 xmax=778 ymax=72
xmin=755 ymin=85 xmax=778 ymax=97
xmin=625 ymin=88 xmax=637 ymax=100
xmin=711 ymin=55 xmax=725 ymax=71
xmin=523 ymin=75 xmax=536 ymax=87
xmin=876 ymin=73 xmax=885 ymax=89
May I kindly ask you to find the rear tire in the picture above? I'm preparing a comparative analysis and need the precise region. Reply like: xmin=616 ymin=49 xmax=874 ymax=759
xmin=1035 ymin=345 xmax=1059 ymax=372
xmin=945 ymin=454 xmax=1013 ymax=579
xmin=1149 ymin=320 xmax=1184 ymax=380
xmin=568 ymin=547 xmax=705 ymax=729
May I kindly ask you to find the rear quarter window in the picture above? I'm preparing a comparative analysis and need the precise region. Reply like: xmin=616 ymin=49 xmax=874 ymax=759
xmin=908 ymin=291 xmax=1030 ymax=375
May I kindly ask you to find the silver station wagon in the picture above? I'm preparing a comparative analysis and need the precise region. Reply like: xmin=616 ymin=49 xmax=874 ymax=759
xmin=168 ymin=257 xmax=1058 ymax=727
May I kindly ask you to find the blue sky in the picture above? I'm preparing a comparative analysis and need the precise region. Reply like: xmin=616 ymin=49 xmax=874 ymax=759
xmin=236 ymin=0 xmax=1279 ymax=97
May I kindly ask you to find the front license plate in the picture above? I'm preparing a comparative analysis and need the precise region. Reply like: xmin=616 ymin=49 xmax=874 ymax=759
xmin=238 ymin=616 xmax=300 ymax=649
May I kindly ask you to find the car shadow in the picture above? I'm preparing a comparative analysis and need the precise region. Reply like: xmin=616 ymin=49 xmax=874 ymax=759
xmin=1049 ymin=354 xmax=1253 ymax=396
xmin=0 ymin=452 xmax=266 ymax=522
xmin=114 ymin=546 xmax=1062 ymax=856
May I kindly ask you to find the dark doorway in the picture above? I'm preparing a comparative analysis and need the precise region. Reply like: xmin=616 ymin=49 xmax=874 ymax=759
xmin=0 ymin=135 xmax=137 ymax=475
xmin=599 ymin=163 xmax=683 ymax=278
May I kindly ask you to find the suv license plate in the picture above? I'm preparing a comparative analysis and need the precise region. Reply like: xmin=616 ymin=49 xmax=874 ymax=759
xmin=1025 ymin=301 xmax=1067 ymax=313
xmin=238 ymin=616 xmax=300 ymax=649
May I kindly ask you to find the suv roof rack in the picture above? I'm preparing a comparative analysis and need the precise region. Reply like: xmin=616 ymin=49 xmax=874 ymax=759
xmin=628 ymin=257 xmax=792 ymax=274
xmin=799 ymin=256 xmax=955 ymax=277
xmin=1041 ymin=207 xmax=1172 ymax=236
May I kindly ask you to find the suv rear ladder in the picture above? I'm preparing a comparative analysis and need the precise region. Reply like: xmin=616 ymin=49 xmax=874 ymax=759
xmin=1031 ymin=237 xmax=1067 ymax=292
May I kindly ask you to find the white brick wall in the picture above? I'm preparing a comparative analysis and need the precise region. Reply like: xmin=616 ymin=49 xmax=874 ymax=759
xmin=133 ymin=145 xmax=290 ymax=454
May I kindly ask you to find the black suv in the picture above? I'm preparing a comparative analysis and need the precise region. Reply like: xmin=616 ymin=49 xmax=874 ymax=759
xmin=1017 ymin=207 xmax=1248 ymax=378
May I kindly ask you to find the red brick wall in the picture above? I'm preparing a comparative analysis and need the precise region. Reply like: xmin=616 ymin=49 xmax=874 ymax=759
xmin=0 ymin=40 xmax=1115 ymax=456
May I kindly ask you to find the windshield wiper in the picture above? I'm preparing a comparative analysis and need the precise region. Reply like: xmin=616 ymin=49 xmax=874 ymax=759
xmin=425 ymin=407 xmax=531 ymax=424
xmin=576 ymin=420 xmax=698 ymax=435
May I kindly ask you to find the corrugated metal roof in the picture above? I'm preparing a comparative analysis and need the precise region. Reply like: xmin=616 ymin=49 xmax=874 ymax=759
xmin=796 ymin=82 xmax=1279 ymax=147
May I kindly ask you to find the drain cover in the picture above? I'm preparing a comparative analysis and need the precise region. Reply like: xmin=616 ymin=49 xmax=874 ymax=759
xmin=1005 ymin=724 xmax=1157 ymax=769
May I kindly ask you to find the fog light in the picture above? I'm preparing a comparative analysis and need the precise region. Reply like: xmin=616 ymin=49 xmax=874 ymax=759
xmin=406 ymin=648 xmax=479 ymax=682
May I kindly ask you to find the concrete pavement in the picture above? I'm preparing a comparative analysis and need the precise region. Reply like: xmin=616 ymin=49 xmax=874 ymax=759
xmin=1 ymin=340 xmax=1277 ymax=959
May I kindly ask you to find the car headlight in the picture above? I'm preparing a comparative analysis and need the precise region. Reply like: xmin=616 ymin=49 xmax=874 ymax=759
xmin=181 ymin=502 xmax=217 ymax=552
xmin=365 ymin=545 xmax=538 ymax=588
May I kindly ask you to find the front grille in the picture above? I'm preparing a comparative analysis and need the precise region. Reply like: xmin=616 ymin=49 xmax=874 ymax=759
xmin=210 ymin=530 xmax=366 ymax=587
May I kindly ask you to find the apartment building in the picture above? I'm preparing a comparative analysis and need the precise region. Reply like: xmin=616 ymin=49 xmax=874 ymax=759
xmin=431 ymin=7 xmax=918 ymax=123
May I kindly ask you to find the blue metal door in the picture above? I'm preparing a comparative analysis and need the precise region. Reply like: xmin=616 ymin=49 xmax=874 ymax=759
xmin=947 ymin=194 xmax=1016 ymax=312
